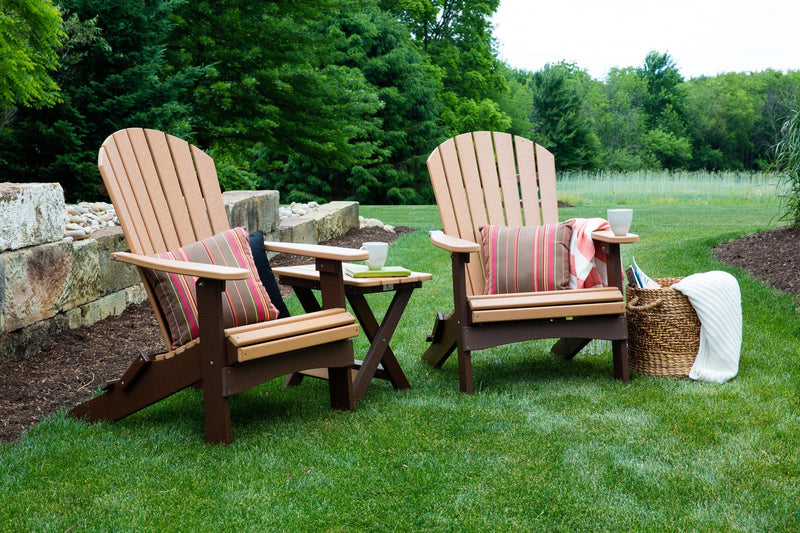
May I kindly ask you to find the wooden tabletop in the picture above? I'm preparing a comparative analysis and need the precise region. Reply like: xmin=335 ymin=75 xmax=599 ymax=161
xmin=273 ymin=264 xmax=432 ymax=287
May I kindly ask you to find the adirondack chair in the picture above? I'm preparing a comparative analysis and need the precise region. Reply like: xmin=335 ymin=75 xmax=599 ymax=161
xmin=68 ymin=128 xmax=368 ymax=444
xmin=423 ymin=131 xmax=639 ymax=393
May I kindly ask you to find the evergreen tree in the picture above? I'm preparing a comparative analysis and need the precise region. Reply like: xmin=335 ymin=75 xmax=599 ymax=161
xmin=529 ymin=63 xmax=600 ymax=170
xmin=167 ymin=0 xmax=384 ymax=196
xmin=635 ymin=51 xmax=692 ymax=168
xmin=308 ymin=7 xmax=444 ymax=203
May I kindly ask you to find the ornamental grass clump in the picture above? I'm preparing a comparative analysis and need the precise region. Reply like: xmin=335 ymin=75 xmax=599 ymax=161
xmin=776 ymin=107 xmax=800 ymax=227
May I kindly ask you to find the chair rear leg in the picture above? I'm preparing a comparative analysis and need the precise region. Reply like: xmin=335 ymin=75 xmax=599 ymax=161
xmin=458 ymin=348 xmax=474 ymax=394
xmin=68 ymin=352 xmax=200 ymax=424
xmin=423 ymin=311 xmax=458 ymax=368
xmin=328 ymin=366 xmax=355 ymax=412
xmin=551 ymin=338 xmax=591 ymax=359
xmin=612 ymin=340 xmax=630 ymax=382
xmin=283 ymin=372 xmax=305 ymax=388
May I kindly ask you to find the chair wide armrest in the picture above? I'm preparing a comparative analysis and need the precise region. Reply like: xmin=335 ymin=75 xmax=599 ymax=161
xmin=264 ymin=242 xmax=369 ymax=262
xmin=111 ymin=251 xmax=250 ymax=280
xmin=430 ymin=230 xmax=481 ymax=253
xmin=591 ymin=230 xmax=639 ymax=244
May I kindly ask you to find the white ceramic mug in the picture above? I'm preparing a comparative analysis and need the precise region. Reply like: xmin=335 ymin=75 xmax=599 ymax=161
xmin=360 ymin=241 xmax=388 ymax=270
xmin=607 ymin=208 xmax=633 ymax=236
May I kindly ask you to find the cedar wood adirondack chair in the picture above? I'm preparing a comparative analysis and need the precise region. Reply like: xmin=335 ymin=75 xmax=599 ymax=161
xmin=423 ymin=131 xmax=639 ymax=393
xmin=68 ymin=128 xmax=368 ymax=444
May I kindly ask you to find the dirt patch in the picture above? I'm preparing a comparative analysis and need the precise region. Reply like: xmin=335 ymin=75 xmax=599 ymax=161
xmin=1 ymin=223 xmax=794 ymax=443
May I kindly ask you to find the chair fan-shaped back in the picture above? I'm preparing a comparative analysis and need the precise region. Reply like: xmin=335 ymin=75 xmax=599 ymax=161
xmin=98 ymin=128 xmax=230 ymax=256
xmin=426 ymin=131 xmax=560 ymax=296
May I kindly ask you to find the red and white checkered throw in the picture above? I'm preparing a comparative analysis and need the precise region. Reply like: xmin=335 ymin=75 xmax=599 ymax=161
xmin=567 ymin=218 xmax=609 ymax=289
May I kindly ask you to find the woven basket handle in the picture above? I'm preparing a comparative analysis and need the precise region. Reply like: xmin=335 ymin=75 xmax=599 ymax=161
xmin=627 ymin=296 xmax=664 ymax=311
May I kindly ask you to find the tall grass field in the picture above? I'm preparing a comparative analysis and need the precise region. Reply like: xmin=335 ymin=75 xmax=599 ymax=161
xmin=1 ymin=171 xmax=797 ymax=531
xmin=558 ymin=170 xmax=781 ymax=207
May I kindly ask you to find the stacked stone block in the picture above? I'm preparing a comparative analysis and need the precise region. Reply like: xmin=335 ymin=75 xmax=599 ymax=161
xmin=274 ymin=200 xmax=359 ymax=245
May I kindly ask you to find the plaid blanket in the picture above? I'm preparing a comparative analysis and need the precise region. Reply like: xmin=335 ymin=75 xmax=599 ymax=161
xmin=567 ymin=218 xmax=609 ymax=289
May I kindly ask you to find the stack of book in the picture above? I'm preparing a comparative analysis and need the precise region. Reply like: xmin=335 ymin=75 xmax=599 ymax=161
xmin=343 ymin=263 xmax=411 ymax=278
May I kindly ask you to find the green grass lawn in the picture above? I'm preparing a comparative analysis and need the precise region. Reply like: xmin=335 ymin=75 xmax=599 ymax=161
xmin=2 ymin=181 xmax=799 ymax=531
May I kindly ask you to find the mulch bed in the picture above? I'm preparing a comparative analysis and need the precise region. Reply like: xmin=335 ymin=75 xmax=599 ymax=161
xmin=712 ymin=226 xmax=800 ymax=293
xmin=1 ymin=224 xmax=796 ymax=443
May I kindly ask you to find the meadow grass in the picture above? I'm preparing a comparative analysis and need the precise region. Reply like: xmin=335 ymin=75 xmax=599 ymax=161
xmin=557 ymin=169 xmax=782 ymax=207
xmin=2 ymin=175 xmax=798 ymax=531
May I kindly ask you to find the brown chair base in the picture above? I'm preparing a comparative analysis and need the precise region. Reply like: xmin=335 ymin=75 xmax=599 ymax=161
xmin=423 ymin=310 xmax=630 ymax=394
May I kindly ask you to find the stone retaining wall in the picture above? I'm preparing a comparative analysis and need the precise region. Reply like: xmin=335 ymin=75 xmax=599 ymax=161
xmin=0 ymin=183 xmax=358 ymax=362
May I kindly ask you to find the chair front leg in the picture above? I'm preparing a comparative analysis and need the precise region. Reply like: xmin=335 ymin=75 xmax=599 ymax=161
xmin=612 ymin=339 xmax=630 ymax=382
xmin=196 ymin=277 xmax=232 ymax=445
xmin=314 ymin=257 xmax=355 ymax=405
xmin=590 ymin=239 xmax=631 ymax=381
xmin=450 ymin=251 xmax=475 ymax=394
xmin=422 ymin=250 xmax=471 ymax=369
xmin=316 ymin=258 xmax=347 ymax=310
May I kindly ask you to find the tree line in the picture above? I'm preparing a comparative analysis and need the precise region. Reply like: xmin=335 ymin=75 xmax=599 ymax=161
xmin=1 ymin=0 xmax=798 ymax=204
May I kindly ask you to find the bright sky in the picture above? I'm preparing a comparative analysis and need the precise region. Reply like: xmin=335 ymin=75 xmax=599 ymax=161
xmin=492 ymin=0 xmax=800 ymax=80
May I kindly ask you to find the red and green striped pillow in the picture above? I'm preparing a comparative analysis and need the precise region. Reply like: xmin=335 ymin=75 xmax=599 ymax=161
xmin=143 ymin=227 xmax=279 ymax=349
xmin=480 ymin=222 xmax=573 ymax=295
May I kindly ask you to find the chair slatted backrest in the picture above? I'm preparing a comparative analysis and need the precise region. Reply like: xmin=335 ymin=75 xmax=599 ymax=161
xmin=427 ymin=131 xmax=560 ymax=297
xmin=98 ymin=128 xmax=230 ymax=256
xmin=98 ymin=128 xmax=232 ymax=347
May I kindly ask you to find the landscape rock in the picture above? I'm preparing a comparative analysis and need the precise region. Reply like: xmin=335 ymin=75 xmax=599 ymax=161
xmin=1 ymin=239 xmax=73 ymax=332
xmin=64 ymin=286 xmax=147 ymax=330
xmin=63 ymin=201 xmax=118 ymax=240
xmin=58 ymin=237 xmax=100 ymax=312
xmin=223 ymin=190 xmax=279 ymax=234
xmin=0 ymin=314 xmax=68 ymax=363
xmin=0 ymin=183 xmax=66 ymax=252
xmin=275 ymin=216 xmax=317 ymax=245
xmin=313 ymin=201 xmax=359 ymax=241
xmin=93 ymin=227 xmax=141 ymax=295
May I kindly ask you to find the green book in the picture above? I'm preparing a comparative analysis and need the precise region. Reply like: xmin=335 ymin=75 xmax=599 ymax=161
xmin=344 ymin=263 xmax=411 ymax=278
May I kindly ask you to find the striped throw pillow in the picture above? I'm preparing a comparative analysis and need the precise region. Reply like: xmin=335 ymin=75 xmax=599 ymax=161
xmin=143 ymin=227 xmax=279 ymax=349
xmin=480 ymin=222 xmax=573 ymax=295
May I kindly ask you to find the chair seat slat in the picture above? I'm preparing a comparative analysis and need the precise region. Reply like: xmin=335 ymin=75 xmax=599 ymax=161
xmin=236 ymin=324 xmax=360 ymax=363
xmin=469 ymin=287 xmax=622 ymax=310
xmin=472 ymin=301 xmax=625 ymax=323
xmin=226 ymin=309 xmax=355 ymax=347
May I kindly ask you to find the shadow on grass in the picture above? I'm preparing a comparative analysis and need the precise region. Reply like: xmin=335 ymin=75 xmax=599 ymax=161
xmin=102 ymin=377 xmax=347 ymax=442
xmin=419 ymin=341 xmax=626 ymax=394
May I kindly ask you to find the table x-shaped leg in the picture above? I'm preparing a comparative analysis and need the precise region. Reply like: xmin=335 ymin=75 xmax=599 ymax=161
xmin=285 ymin=286 xmax=413 ymax=401
xmin=348 ymin=289 xmax=412 ymax=400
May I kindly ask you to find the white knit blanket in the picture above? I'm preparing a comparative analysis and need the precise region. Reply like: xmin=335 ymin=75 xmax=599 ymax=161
xmin=671 ymin=271 xmax=742 ymax=383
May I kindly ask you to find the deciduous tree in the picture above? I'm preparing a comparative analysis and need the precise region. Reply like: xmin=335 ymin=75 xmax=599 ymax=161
xmin=0 ymin=0 xmax=63 ymax=112
xmin=380 ymin=0 xmax=510 ymax=134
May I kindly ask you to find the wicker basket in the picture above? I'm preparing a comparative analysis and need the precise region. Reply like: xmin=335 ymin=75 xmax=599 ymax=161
xmin=626 ymin=278 xmax=700 ymax=377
